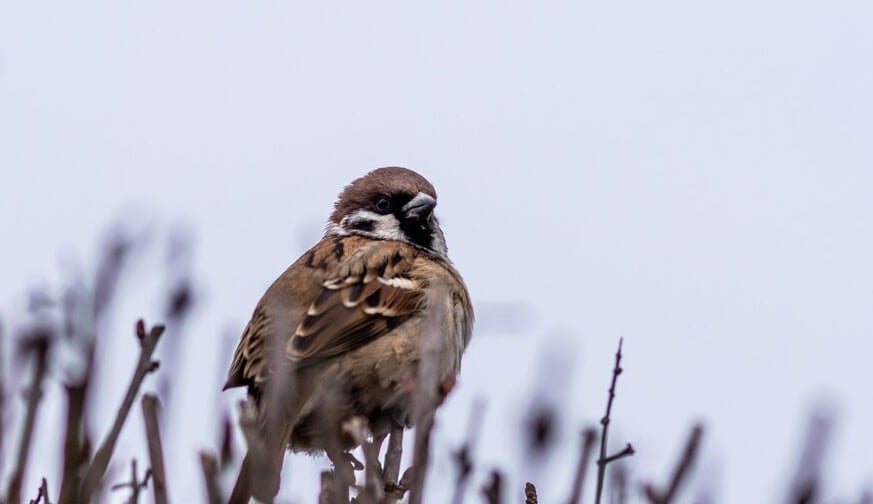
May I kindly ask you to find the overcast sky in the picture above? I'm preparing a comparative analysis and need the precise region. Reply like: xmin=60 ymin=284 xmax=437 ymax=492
xmin=2 ymin=1 xmax=872 ymax=502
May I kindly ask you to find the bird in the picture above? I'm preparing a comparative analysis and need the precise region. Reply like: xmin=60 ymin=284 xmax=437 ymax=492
xmin=224 ymin=166 xmax=474 ymax=501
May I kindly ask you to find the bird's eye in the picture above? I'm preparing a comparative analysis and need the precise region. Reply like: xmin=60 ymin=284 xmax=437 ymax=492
xmin=375 ymin=197 xmax=392 ymax=212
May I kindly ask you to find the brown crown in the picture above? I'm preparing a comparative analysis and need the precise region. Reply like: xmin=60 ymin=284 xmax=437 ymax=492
xmin=330 ymin=167 xmax=437 ymax=223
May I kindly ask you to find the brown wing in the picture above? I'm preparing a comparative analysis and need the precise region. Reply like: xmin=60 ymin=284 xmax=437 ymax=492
xmin=286 ymin=242 xmax=425 ymax=366
xmin=224 ymin=305 xmax=271 ymax=389
xmin=224 ymin=236 xmax=426 ymax=390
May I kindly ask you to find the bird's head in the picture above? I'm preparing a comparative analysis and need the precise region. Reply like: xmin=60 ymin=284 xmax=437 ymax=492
xmin=327 ymin=167 xmax=448 ymax=257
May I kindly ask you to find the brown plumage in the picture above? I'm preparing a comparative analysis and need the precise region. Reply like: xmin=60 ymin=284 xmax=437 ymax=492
xmin=224 ymin=167 xmax=473 ymax=501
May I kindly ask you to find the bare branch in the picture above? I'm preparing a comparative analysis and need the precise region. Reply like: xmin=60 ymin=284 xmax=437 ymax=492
xmin=610 ymin=462 xmax=630 ymax=504
xmin=59 ymin=282 xmax=95 ymax=504
xmin=199 ymin=451 xmax=222 ymax=504
xmin=319 ymin=471 xmax=336 ymax=504
xmin=567 ymin=427 xmax=598 ymax=504
xmin=28 ymin=478 xmax=52 ymax=504
xmin=141 ymin=394 xmax=168 ymax=504
xmin=595 ymin=338 xmax=634 ymax=504
xmin=408 ymin=283 xmax=449 ymax=504
xmin=346 ymin=417 xmax=385 ymax=503
xmin=451 ymin=399 xmax=486 ymax=504
xmin=110 ymin=459 xmax=152 ymax=504
xmin=0 ymin=320 xmax=6 ymax=478
xmin=602 ymin=444 xmax=635 ymax=465
xmin=80 ymin=321 xmax=165 ymax=501
xmin=782 ymin=411 xmax=833 ymax=504
xmin=481 ymin=470 xmax=503 ymax=504
xmin=324 ymin=442 xmax=353 ymax=504
xmin=383 ymin=424 xmax=404 ymax=485
xmin=230 ymin=399 xmax=283 ymax=504
xmin=382 ymin=424 xmax=405 ymax=503
xmin=643 ymin=424 xmax=704 ymax=504
xmin=219 ymin=412 xmax=235 ymax=469
xmin=6 ymin=333 xmax=51 ymax=504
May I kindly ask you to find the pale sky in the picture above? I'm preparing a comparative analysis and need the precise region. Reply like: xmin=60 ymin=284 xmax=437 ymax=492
xmin=2 ymin=1 xmax=872 ymax=502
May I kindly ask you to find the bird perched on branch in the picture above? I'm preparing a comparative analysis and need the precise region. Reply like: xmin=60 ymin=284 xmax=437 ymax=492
xmin=224 ymin=167 xmax=474 ymax=501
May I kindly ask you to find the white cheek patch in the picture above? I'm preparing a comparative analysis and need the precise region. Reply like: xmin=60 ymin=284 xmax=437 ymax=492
xmin=340 ymin=210 xmax=406 ymax=242
xmin=328 ymin=209 xmax=450 ymax=260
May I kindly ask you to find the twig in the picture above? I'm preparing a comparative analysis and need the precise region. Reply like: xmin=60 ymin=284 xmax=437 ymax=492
xmin=110 ymin=459 xmax=152 ymax=504
xmin=383 ymin=424 xmax=404 ymax=485
xmin=782 ymin=411 xmax=833 ymax=504
xmin=6 ymin=333 xmax=51 ymax=504
xmin=59 ymin=380 xmax=92 ymax=504
xmin=481 ymin=470 xmax=503 ymax=504
xmin=199 ymin=451 xmax=222 ymax=504
xmin=28 ymin=478 xmax=52 ymax=504
xmin=319 ymin=471 xmax=336 ymax=504
xmin=407 ymin=370 xmax=437 ymax=504
xmin=343 ymin=416 xmax=385 ymax=503
xmin=80 ymin=321 xmax=165 ymax=501
xmin=362 ymin=435 xmax=386 ymax=503
xmin=603 ymin=444 xmax=635 ymax=465
xmin=93 ymin=228 xmax=135 ymax=319
xmin=451 ymin=399 xmax=486 ymax=504
xmin=0 ymin=320 xmax=5 ymax=478
xmin=231 ymin=324 xmax=299 ymax=504
xmin=231 ymin=399 xmax=282 ymax=504
xmin=611 ymin=462 xmax=629 ymax=504
xmin=382 ymin=423 xmax=405 ymax=502
xmin=156 ymin=230 xmax=196 ymax=413
xmin=567 ymin=427 xmax=598 ymax=504
xmin=141 ymin=394 xmax=168 ymax=504
xmin=643 ymin=424 xmax=704 ymax=504
xmin=408 ymin=284 xmax=449 ymax=504
xmin=595 ymin=338 xmax=634 ymax=504
xmin=324 ymin=441 xmax=353 ymax=504
xmin=59 ymin=284 xmax=95 ymax=504
xmin=525 ymin=482 xmax=538 ymax=504
xmin=219 ymin=412 xmax=235 ymax=469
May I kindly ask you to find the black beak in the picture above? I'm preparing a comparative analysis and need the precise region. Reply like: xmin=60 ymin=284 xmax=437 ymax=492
xmin=402 ymin=192 xmax=436 ymax=220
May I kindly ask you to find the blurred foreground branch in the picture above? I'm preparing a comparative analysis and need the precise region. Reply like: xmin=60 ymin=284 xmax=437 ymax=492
xmin=5 ymin=332 xmax=51 ymax=504
xmin=79 ymin=321 xmax=165 ymax=501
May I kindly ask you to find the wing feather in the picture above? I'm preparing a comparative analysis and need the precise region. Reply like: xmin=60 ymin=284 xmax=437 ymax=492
xmin=286 ymin=243 xmax=424 ymax=365
xmin=224 ymin=237 xmax=427 ymax=391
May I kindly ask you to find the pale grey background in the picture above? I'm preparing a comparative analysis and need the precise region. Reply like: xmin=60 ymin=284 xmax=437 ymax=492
xmin=1 ymin=1 xmax=872 ymax=502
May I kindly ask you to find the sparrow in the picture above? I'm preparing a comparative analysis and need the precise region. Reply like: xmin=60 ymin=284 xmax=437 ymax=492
xmin=224 ymin=167 xmax=473 ymax=501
